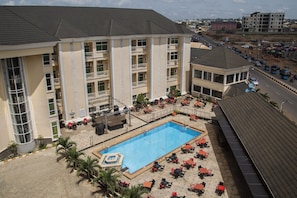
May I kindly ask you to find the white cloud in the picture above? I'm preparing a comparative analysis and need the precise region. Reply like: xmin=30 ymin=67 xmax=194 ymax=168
xmin=233 ymin=0 xmax=245 ymax=3
xmin=3 ymin=1 xmax=15 ymax=5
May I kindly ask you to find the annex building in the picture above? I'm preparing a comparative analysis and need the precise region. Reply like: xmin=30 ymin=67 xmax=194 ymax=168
xmin=0 ymin=6 xmax=192 ymax=154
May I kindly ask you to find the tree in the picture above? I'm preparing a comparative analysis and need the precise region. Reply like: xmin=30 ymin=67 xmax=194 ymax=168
xmin=77 ymin=156 xmax=100 ymax=181
xmin=93 ymin=168 xmax=121 ymax=196
xmin=55 ymin=136 xmax=76 ymax=158
xmin=260 ymin=92 xmax=270 ymax=101
xmin=65 ymin=147 xmax=85 ymax=170
xmin=121 ymin=185 xmax=148 ymax=198
xmin=269 ymin=101 xmax=279 ymax=109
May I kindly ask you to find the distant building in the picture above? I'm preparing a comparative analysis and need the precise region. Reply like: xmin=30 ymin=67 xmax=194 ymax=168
xmin=210 ymin=21 xmax=237 ymax=32
xmin=242 ymin=12 xmax=285 ymax=32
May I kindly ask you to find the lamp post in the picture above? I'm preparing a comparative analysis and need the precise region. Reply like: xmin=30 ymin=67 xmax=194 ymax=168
xmin=280 ymin=100 xmax=288 ymax=113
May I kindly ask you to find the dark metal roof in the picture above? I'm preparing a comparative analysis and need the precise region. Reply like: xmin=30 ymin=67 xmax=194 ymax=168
xmin=190 ymin=48 xmax=210 ymax=62
xmin=216 ymin=92 xmax=297 ymax=198
xmin=0 ymin=6 xmax=192 ymax=45
xmin=223 ymin=82 xmax=249 ymax=98
xmin=191 ymin=46 xmax=251 ymax=69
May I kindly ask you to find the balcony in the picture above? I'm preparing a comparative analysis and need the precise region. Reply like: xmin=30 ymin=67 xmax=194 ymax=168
xmin=86 ymin=72 xmax=94 ymax=78
xmin=97 ymin=70 xmax=109 ymax=78
xmin=54 ymin=78 xmax=61 ymax=89
xmin=167 ymin=60 xmax=178 ymax=67
xmin=88 ymin=92 xmax=96 ymax=100
xmin=132 ymin=63 xmax=147 ymax=71
xmin=132 ymin=80 xmax=147 ymax=87
xmin=168 ymin=44 xmax=178 ymax=51
xmin=98 ymin=90 xmax=110 ymax=96
xmin=167 ymin=75 xmax=178 ymax=81
xmin=132 ymin=46 xmax=146 ymax=54
xmin=51 ymin=55 xmax=58 ymax=66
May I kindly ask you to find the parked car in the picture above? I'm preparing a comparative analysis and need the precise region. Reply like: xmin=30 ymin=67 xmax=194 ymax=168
xmin=264 ymin=65 xmax=270 ymax=71
xmin=249 ymin=77 xmax=259 ymax=86
xmin=280 ymin=69 xmax=291 ymax=80
xmin=254 ymin=61 xmax=262 ymax=67
xmin=271 ymin=65 xmax=280 ymax=74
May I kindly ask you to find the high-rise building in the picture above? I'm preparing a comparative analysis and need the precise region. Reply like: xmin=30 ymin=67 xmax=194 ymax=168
xmin=0 ymin=6 xmax=192 ymax=154
xmin=242 ymin=12 xmax=285 ymax=32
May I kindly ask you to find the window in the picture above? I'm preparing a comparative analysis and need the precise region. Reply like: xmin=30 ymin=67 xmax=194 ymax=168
xmin=43 ymin=54 xmax=50 ymax=65
xmin=138 ymin=73 xmax=145 ymax=81
xmin=45 ymin=73 xmax=52 ymax=91
xmin=194 ymin=70 xmax=202 ymax=79
xmin=202 ymin=87 xmax=210 ymax=95
xmin=169 ymin=38 xmax=178 ymax=44
xmin=138 ymin=55 xmax=146 ymax=64
xmin=171 ymin=68 xmax=177 ymax=76
xmin=240 ymin=72 xmax=247 ymax=80
xmin=203 ymin=71 xmax=211 ymax=81
xmin=227 ymin=74 xmax=234 ymax=83
xmin=235 ymin=73 xmax=240 ymax=81
xmin=87 ymin=83 xmax=93 ymax=94
xmin=97 ymin=61 xmax=104 ymax=75
xmin=170 ymin=52 xmax=178 ymax=60
xmin=213 ymin=73 xmax=224 ymax=83
xmin=98 ymin=81 xmax=105 ymax=91
xmin=96 ymin=41 xmax=107 ymax=51
xmin=138 ymin=39 xmax=146 ymax=46
xmin=51 ymin=121 xmax=59 ymax=139
xmin=212 ymin=90 xmax=223 ymax=98
xmin=48 ymin=98 xmax=55 ymax=115
xmin=193 ymin=85 xmax=201 ymax=92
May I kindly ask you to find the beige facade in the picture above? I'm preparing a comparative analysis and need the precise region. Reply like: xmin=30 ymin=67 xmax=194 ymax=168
xmin=0 ymin=34 xmax=191 ymax=154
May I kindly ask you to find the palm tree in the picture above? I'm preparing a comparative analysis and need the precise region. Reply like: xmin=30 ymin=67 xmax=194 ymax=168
xmin=121 ymin=185 xmax=148 ymax=198
xmin=94 ymin=168 xmax=121 ymax=196
xmin=65 ymin=147 xmax=85 ymax=170
xmin=269 ymin=101 xmax=279 ymax=109
xmin=260 ymin=92 xmax=270 ymax=101
xmin=55 ymin=136 xmax=76 ymax=158
xmin=77 ymin=156 xmax=100 ymax=181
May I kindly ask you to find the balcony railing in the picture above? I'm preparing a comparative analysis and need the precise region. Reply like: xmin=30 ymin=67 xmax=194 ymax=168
xmin=132 ymin=80 xmax=147 ymax=87
xmin=131 ymin=46 xmax=146 ymax=54
xmin=168 ymin=60 xmax=178 ymax=67
xmin=98 ymin=90 xmax=110 ymax=96
xmin=167 ymin=75 xmax=178 ymax=81
xmin=132 ymin=63 xmax=147 ymax=70
xmin=97 ymin=70 xmax=109 ymax=77
xmin=88 ymin=92 xmax=96 ymax=99
xmin=86 ymin=72 xmax=94 ymax=78
xmin=54 ymin=78 xmax=60 ymax=85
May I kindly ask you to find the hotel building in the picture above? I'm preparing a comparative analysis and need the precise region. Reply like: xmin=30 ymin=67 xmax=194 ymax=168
xmin=0 ymin=6 xmax=192 ymax=154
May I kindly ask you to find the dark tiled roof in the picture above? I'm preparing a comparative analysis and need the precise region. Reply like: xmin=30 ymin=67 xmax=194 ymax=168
xmin=0 ymin=6 xmax=192 ymax=45
xmin=218 ymin=92 xmax=297 ymax=197
xmin=0 ymin=6 xmax=59 ymax=45
xmin=191 ymin=46 xmax=251 ymax=69
xmin=190 ymin=48 xmax=210 ymax=62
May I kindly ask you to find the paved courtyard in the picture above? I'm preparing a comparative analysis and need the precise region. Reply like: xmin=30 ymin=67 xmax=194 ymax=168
xmin=0 ymin=98 xmax=251 ymax=198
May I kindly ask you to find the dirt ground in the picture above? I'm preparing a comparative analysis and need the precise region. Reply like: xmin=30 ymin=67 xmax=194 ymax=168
xmin=205 ymin=32 xmax=297 ymax=73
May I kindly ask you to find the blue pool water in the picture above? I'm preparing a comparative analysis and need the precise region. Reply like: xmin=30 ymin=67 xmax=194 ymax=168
xmin=100 ymin=122 xmax=201 ymax=173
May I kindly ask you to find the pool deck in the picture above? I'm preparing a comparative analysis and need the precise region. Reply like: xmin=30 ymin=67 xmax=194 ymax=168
xmin=0 ymin=97 xmax=249 ymax=198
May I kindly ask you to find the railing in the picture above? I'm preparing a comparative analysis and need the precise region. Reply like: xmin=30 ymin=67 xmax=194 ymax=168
xmin=132 ymin=63 xmax=147 ymax=70
xmin=54 ymin=78 xmax=60 ymax=85
xmin=167 ymin=75 xmax=178 ymax=81
xmin=85 ymin=52 xmax=93 ymax=57
xmin=86 ymin=72 xmax=94 ymax=78
xmin=98 ymin=90 xmax=110 ymax=96
xmin=88 ymin=93 xmax=95 ymax=99
xmin=131 ymin=46 xmax=146 ymax=53
xmin=167 ymin=60 xmax=178 ymax=67
xmin=97 ymin=70 xmax=109 ymax=77
xmin=132 ymin=80 xmax=147 ymax=87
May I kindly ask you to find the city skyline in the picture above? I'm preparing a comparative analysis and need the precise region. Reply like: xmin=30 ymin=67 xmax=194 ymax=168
xmin=1 ymin=0 xmax=296 ymax=20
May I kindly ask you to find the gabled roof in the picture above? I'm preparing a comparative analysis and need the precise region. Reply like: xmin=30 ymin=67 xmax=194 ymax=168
xmin=191 ymin=46 xmax=251 ymax=69
xmin=0 ymin=6 xmax=193 ymax=45
xmin=0 ymin=6 xmax=59 ymax=45
xmin=217 ymin=92 xmax=297 ymax=197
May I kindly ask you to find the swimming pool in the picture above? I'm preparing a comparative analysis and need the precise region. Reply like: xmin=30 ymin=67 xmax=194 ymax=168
xmin=100 ymin=122 xmax=201 ymax=173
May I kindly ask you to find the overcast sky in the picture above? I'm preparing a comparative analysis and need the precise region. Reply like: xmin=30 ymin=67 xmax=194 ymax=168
xmin=1 ymin=0 xmax=296 ymax=20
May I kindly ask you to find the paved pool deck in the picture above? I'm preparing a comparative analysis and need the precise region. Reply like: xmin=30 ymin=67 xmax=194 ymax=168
xmin=0 ymin=98 xmax=251 ymax=198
